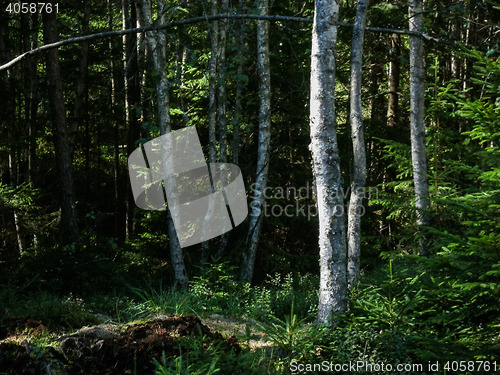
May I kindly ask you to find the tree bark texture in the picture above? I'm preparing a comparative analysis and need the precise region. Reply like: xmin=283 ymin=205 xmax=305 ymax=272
xmin=409 ymin=0 xmax=431 ymax=256
xmin=141 ymin=0 xmax=188 ymax=288
xmin=241 ymin=0 xmax=271 ymax=283
xmin=309 ymin=0 xmax=347 ymax=324
xmin=347 ymin=0 xmax=368 ymax=292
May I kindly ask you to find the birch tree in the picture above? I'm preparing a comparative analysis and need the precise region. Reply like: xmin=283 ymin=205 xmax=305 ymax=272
xmin=241 ymin=0 xmax=271 ymax=282
xmin=409 ymin=0 xmax=431 ymax=256
xmin=141 ymin=0 xmax=188 ymax=287
xmin=310 ymin=0 xmax=347 ymax=324
xmin=347 ymin=0 xmax=368 ymax=291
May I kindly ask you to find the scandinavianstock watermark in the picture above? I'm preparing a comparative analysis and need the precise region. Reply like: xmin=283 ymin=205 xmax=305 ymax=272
xmin=249 ymin=182 xmax=379 ymax=221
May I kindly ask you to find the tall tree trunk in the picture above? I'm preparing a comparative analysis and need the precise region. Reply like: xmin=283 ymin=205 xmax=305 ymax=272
xmin=124 ymin=0 xmax=141 ymax=239
xmin=21 ymin=13 xmax=39 ymax=185
xmin=43 ymin=9 xmax=78 ymax=239
xmin=201 ymin=0 xmax=219 ymax=265
xmin=135 ymin=0 xmax=149 ymax=134
xmin=141 ymin=0 xmax=188 ymax=288
xmin=409 ymin=0 xmax=431 ymax=256
xmin=310 ymin=0 xmax=347 ymax=324
xmin=108 ymin=0 xmax=122 ymax=237
xmin=386 ymin=33 xmax=400 ymax=128
xmin=347 ymin=0 xmax=368 ymax=292
xmin=241 ymin=0 xmax=271 ymax=283
xmin=74 ymin=0 xmax=91 ymax=199
xmin=232 ymin=0 xmax=244 ymax=166
xmin=217 ymin=0 xmax=230 ymax=256
xmin=17 ymin=12 xmax=39 ymax=252
xmin=1 ymin=12 xmax=25 ymax=253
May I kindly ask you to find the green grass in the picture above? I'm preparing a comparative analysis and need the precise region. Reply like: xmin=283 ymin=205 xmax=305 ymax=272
xmin=1 ymin=261 xmax=498 ymax=375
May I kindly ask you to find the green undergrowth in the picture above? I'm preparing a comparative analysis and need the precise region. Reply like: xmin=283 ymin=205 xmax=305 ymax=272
xmin=1 ymin=259 xmax=498 ymax=374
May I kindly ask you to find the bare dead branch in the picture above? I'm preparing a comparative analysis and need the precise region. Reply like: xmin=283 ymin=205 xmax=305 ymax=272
xmin=0 ymin=13 xmax=461 ymax=72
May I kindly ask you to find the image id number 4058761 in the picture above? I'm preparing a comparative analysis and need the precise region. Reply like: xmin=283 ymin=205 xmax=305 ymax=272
xmin=5 ymin=3 xmax=59 ymax=14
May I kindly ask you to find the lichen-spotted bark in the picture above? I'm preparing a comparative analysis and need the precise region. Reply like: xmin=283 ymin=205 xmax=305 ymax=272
xmin=309 ymin=0 xmax=347 ymax=324
xmin=409 ymin=0 xmax=431 ymax=256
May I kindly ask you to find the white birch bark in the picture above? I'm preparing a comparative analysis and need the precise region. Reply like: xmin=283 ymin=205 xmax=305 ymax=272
xmin=409 ymin=0 xmax=431 ymax=256
xmin=241 ymin=0 xmax=271 ymax=282
xmin=347 ymin=0 xmax=368 ymax=291
xmin=141 ymin=0 xmax=188 ymax=287
xmin=310 ymin=0 xmax=347 ymax=324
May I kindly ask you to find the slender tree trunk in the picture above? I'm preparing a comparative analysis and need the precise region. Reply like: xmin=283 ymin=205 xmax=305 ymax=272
xmin=18 ymin=13 xmax=39 ymax=252
xmin=201 ymin=0 xmax=219 ymax=265
xmin=1 ymin=12 xmax=25 ymax=253
xmin=217 ymin=0 xmax=230 ymax=256
xmin=208 ymin=0 xmax=218 ymax=166
xmin=43 ymin=9 xmax=78 ymax=239
xmin=175 ymin=44 xmax=189 ymax=125
xmin=232 ymin=0 xmax=244 ymax=166
xmin=310 ymin=0 xmax=347 ymax=325
xmin=108 ymin=0 xmax=122 ymax=237
xmin=74 ymin=0 xmax=91 ymax=200
xmin=135 ymin=0 xmax=149 ymax=135
xmin=450 ymin=20 xmax=460 ymax=81
xmin=72 ymin=0 xmax=91 ymax=150
xmin=217 ymin=0 xmax=228 ymax=166
xmin=124 ymin=0 xmax=141 ymax=239
xmin=347 ymin=0 xmax=368 ymax=292
xmin=387 ymin=33 xmax=400 ymax=128
xmin=241 ymin=0 xmax=271 ymax=283
xmin=142 ymin=0 xmax=188 ymax=288
xmin=21 ymin=13 xmax=38 ymax=185
xmin=409 ymin=0 xmax=431 ymax=256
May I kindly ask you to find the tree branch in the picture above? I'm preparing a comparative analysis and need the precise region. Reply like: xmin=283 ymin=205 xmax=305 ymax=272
xmin=0 ymin=13 xmax=463 ymax=72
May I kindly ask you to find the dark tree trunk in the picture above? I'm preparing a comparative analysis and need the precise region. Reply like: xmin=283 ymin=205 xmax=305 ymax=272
xmin=387 ymin=33 xmax=400 ymax=128
xmin=43 ymin=9 xmax=78 ymax=239
xmin=217 ymin=0 xmax=230 ymax=256
xmin=123 ymin=0 xmax=141 ymax=239
xmin=201 ymin=0 xmax=219 ymax=265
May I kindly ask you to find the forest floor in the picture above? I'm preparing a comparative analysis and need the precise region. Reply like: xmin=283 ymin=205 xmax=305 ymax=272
xmin=0 ymin=314 xmax=269 ymax=374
